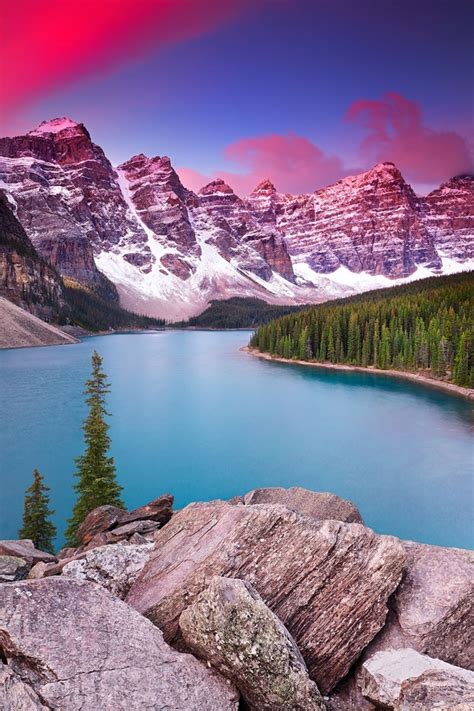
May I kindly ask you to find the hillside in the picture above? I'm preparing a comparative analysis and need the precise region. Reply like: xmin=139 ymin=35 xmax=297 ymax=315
xmin=0 ymin=191 xmax=66 ymax=322
xmin=175 ymin=297 xmax=309 ymax=329
xmin=0 ymin=296 xmax=77 ymax=349
xmin=61 ymin=279 xmax=165 ymax=332
xmin=250 ymin=272 xmax=474 ymax=387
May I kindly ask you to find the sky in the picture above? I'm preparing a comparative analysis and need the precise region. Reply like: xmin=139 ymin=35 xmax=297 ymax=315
xmin=1 ymin=0 xmax=473 ymax=195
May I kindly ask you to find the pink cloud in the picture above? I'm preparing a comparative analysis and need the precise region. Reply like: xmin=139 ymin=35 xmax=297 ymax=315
xmin=2 ymin=0 xmax=256 ymax=115
xmin=178 ymin=132 xmax=347 ymax=195
xmin=346 ymin=92 xmax=473 ymax=184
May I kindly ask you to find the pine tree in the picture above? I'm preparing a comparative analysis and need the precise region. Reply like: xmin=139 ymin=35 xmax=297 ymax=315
xmin=19 ymin=469 xmax=56 ymax=553
xmin=65 ymin=351 xmax=124 ymax=546
xmin=453 ymin=333 xmax=469 ymax=386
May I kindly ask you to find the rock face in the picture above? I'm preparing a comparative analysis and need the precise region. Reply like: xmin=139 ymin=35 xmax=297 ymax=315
xmin=0 ymin=540 xmax=58 ymax=582
xmin=75 ymin=494 xmax=173 ymax=547
xmin=360 ymin=648 xmax=474 ymax=709
xmin=2 ymin=119 xmax=471 ymax=319
xmin=0 ymin=663 xmax=47 ymax=710
xmin=366 ymin=541 xmax=474 ymax=670
xmin=0 ymin=192 xmax=65 ymax=321
xmin=76 ymin=504 xmax=127 ymax=544
xmin=0 ymin=119 xmax=139 ymax=299
xmin=0 ymin=540 xmax=56 ymax=564
xmin=0 ymin=555 xmax=29 ymax=582
xmin=232 ymin=486 xmax=363 ymax=523
xmin=327 ymin=540 xmax=474 ymax=710
xmin=62 ymin=541 xmax=153 ymax=598
xmin=279 ymin=162 xmax=442 ymax=278
xmin=180 ymin=576 xmax=325 ymax=710
xmin=422 ymin=175 xmax=474 ymax=261
xmin=127 ymin=501 xmax=406 ymax=693
xmin=0 ymin=295 xmax=77 ymax=349
xmin=0 ymin=578 xmax=239 ymax=710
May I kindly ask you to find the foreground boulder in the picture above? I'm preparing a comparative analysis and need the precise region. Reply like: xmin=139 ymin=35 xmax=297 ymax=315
xmin=180 ymin=576 xmax=325 ymax=710
xmin=127 ymin=501 xmax=405 ymax=693
xmin=0 ymin=539 xmax=56 ymax=564
xmin=0 ymin=578 xmax=239 ymax=710
xmin=232 ymin=486 xmax=363 ymax=523
xmin=0 ymin=555 xmax=29 ymax=583
xmin=327 ymin=540 xmax=474 ymax=709
xmin=360 ymin=648 xmax=474 ymax=709
xmin=366 ymin=541 xmax=474 ymax=670
xmin=62 ymin=541 xmax=153 ymax=598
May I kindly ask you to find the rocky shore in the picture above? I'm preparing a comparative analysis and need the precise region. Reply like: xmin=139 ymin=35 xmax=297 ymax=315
xmin=244 ymin=347 xmax=474 ymax=400
xmin=1 ymin=486 xmax=473 ymax=709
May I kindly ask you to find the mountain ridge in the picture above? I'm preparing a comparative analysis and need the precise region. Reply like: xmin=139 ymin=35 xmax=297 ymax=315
xmin=0 ymin=118 xmax=472 ymax=319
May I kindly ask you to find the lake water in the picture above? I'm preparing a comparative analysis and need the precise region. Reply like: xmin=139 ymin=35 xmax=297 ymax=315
xmin=0 ymin=331 xmax=472 ymax=549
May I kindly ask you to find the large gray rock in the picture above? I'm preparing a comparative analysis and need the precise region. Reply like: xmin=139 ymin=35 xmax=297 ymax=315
xmin=360 ymin=648 xmax=474 ymax=709
xmin=62 ymin=541 xmax=153 ymax=598
xmin=0 ymin=578 xmax=239 ymax=710
xmin=328 ymin=541 xmax=474 ymax=710
xmin=395 ymin=669 xmax=474 ymax=710
xmin=0 ymin=555 xmax=29 ymax=582
xmin=109 ymin=519 xmax=160 ymax=539
xmin=127 ymin=501 xmax=405 ymax=693
xmin=180 ymin=576 xmax=325 ymax=710
xmin=367 ymin=541 xmax=474 ymax=670
xmin=0 ymin=540 xmax=56 ymax=564
xmin=233 ymin=486 xmax=363 ymax=523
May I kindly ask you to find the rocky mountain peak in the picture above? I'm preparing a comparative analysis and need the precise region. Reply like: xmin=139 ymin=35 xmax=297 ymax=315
xmin=251 ymin=178 xmax=277 ymax=196
xmin=27 ymin=117 xmax=85 ymax=137
xmin=199 ymin=179 xmax=235 ymax=196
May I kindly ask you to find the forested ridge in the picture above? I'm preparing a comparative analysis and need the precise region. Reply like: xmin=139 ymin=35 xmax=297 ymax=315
xmin=250 ymin=272 xmax=474 ymax=387
xmin=61 ymin=279 xmax=165 ymax=332
xmin=174 ymin=297 xmax=308 ymax=329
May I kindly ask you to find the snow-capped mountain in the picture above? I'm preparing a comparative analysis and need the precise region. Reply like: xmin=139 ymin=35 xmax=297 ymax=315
xmin=0 ymin=118 xmax=472 ymax=319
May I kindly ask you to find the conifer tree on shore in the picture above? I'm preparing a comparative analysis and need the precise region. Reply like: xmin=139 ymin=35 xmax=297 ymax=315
xmin=19 ymin=468 xmax=56 ymax=553
xmin=65 ymin=351 xmax=123 ymax=546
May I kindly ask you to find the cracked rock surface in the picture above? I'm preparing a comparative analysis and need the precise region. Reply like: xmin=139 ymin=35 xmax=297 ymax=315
xmin=231 ymin=486 xmax=363 ymax=523
xmin=127 ymin=501 xmax=406 ymax=693
xmin=360 ymin=648 xmax=474 ymax=710
xmin=180 ymin=576 xmax=325 ymax=710
xmin=0 ymin=578 xmax=239 ymax=710
xmin=365 ymin=541 xmax=474 ymax=670
xmin=61 ymin=541 xmax=153 ymax=598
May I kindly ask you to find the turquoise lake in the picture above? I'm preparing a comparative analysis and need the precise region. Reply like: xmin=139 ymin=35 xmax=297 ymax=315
xmin=0 ymin=330 xmax=472 ymax=549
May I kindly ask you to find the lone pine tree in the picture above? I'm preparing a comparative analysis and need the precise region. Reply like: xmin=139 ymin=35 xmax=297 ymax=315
xmin=65 ymin=351 xmax=123 ymax=546
xmin=19 ymin=468 xmax=56 ymax=553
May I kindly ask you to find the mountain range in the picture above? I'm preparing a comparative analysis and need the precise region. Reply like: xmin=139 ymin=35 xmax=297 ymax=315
xmin=0 ymin=117 xmax=472 ymax=319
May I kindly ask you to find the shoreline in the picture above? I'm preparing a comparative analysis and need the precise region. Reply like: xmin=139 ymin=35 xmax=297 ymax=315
xmin=243 ymin=347 xmax=474 ymax=400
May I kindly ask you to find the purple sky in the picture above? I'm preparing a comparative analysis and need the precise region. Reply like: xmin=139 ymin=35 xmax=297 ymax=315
xmin=2 ymin=0 xmax=473 ymax=194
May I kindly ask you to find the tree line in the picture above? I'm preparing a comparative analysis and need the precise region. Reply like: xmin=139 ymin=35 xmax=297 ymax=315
xmin=174 ymin=297 xmax=308 ymax=329
xmin=250 ymin=272 xmax=474 ymax=387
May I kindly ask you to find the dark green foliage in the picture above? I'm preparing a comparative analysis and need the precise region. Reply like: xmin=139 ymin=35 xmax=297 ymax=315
xmin=174 ymin=297 xmax=309 ymax=329
xmin=61 ymin=281 xmax=164 ymax=332
xmin=19 ymin=469 xmax=56 ymax=553
xmin=65 ymin=351 xmax=124 ymax=545
xmin=250 ymin=272 xmax=474 ymax=388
